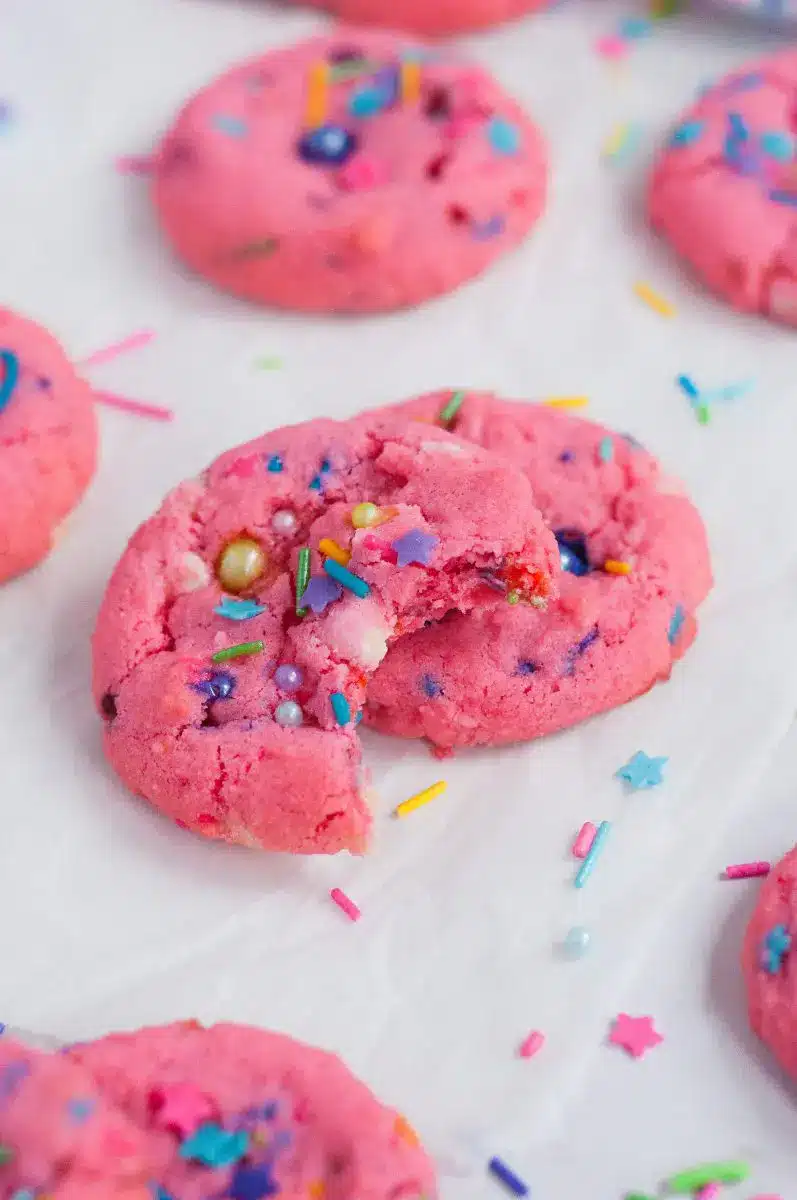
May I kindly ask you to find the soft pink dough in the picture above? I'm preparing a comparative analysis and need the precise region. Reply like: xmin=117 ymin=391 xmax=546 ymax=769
xmin=649 ymin=50 xmax=797 ymax=326
xmin=743 ymin=845 xmax=797 ymax=1078
xmin=0 ymin=1022 xmax=437 ymax=1200
xmin=153 ymin=29 xmax=546 ymax=313
xmin=363 ymin=392 xmax=712 ymax=749
xmin=309 ymin=0 xmax=545 ymax=36
xmin=0 ymin=308 xmax=97 ymax=583
xmin=92 ymin=415 xmax=558 ymax=854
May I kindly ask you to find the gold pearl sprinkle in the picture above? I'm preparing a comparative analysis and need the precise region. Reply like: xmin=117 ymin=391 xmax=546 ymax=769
xmin=217 ymin=538 xmax=266 ymax=593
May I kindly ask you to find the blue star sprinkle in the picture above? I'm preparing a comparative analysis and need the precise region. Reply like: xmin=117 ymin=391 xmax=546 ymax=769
xmin=667 ymin=603 xmax=685 ymax=644
xmin=0 ymin=1061 xmax=30 ymax=1101
xmin=299 ymin=575 xmax=343 ymax=614
xmin=761 ymin=923 xmax=792 ymax=974
xmin=615 ymin=751 xmax=668 ymax=791
xmin=150 ymin=1186 xmax=175 ymax=1200
xmin=214 ymin=598 xmax=266 ymax=621
xmin=421 ymin=674 xmax=443 ymax=698
xmin=266 ymin=455 xmax=283 ymax=473
xmin=179 ymin=1122 xmax=249 ymax=1168
xmin=392 ymin=530 xmax=439 ymax=568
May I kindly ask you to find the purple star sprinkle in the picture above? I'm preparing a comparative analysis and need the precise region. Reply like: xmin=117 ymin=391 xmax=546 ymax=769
xmin=391 ymin=529 xmax=439 ymax=568
xmin=300 ymin=575 xmax=343 ymax=614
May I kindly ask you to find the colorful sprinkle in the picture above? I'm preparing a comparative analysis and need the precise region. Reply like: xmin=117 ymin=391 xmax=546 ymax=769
xmin=761 ymin=130 xmax=794 ymax=161
xmin=66 ymin=1098 xmax=96 ymax=1124
xmin=93 ymin=390 xmax=174 ymax=420
xmin=555 ymin=530 xmax=590 ymax=576
xmin=0 ymin=350 xmax=20 ymax=414
xmin=634 ymin=281 xmax=676 ymax=317
xmin=298 ymin=124 xmax=357 ymax=167
xmin=218 ymin=539 xmax=267 ymax=594
xmin=330 ymin=887 xmax=361 ymax=921
xmin=598 ymin=436 xmax=614 ymax=462
xmin=394 ymin=780 xmax=447 ymax=818
xmin=543 ymin=395 xmax=589 ymax=409
xmin=609 ymin=1013 xmax=663 ymax=1058
xmin=80 ymin=329 xmax=155 ymax=367
xmin=195 ymin=672 xmax=234 ymax=700
xmin=472 ymin=214 xmax=506 ymax=241
xmin=212 ymin=114 xmax=248 ymax=138
xmin=488 ymin=117 xmax=521 ymax=155
xmin=421 ymin=674 xmax=443 ymax=698
xmin=274 ymin=664 xmax=303 ymax=693
xmin=323 ymin=558 xmax=371 ymax=597
xmin=392 ymin=529 xmax=438 ymax=568
xmin=725 ymin=861 xmax=770 ymax=879
xmin=615 ymin=751 xmax=667 ymax=790
xmin=670 ymin=119 xmax=704 ymax=146
xmin=330 ymin=691 xmax=351 ymax=725
xmin=275 ymin=700 xmax=303 ymax=728
xmin=488 ymin=1156 xmax=529 ymax=1197
xmin=666 ymin=1162 xmax=749 ymax=1193
xmin=572 ymin=822 xmax=597 ymax=858
xmin=295 ymin=546 xmax=311 ymax=616
xmin=602 ymin=122 xmax=644 ymax=163
xmin=563 ymin=925 xmax=592 ymax=957
xmin=620 ymin=15 xmax=653 ymax=37
xmin=228 ymin=1164 xmax=279 ymax=1200
xmin=304 ymin=62 xmax=328 ymax=128
xmin=595 ymin=34 xmax=628 ymax=60
xmin=211 ymin=641 xmax=264 ymax=663
xmin=0 ymin=1145 xmax=13 ymax=1165
xmin=667 ymin=604 xmax=685 ymax=644
xmin=518 ymin=1031 xmax=545 ymax=1059
xmin=603 ymin=559 xmax=632 ymax=575
xmin=266 ymin=454 xmax=283 ymax=472
xmin=271 ymin=509 xmax=298 ymax=537
xmin=574 ymin=820 xmax=611 ymax=888
xmin=351 ymin=502 xmax=381 ymax=528
xmin=400 ymin=58 xmax=422 ymax=105
xmin=761 ymin=924 xmax=791 ymax=974
xmin=438 ymin=390 xmax=466 ymax=426
xmin=180 ymin=1123 xmax=248 ymax=1168
xmin=150 ymin=1083 xmax=215 ymax=1137
xmin=696 ymin=1186 xmax=721 ymax=1200
xmin=318 ymin=537 xmax=351 ymax=565
xmin=214 ymin=598 xmax=265 ymax=621
xmin=300 ymin=574 xmax=343 ymax=614
xmin=255 ymin=355 xmax=282 ymax=370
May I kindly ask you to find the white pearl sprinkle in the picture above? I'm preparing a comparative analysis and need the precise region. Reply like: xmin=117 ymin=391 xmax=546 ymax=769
xmin=271 ymin=509 xmax=298 ymax=536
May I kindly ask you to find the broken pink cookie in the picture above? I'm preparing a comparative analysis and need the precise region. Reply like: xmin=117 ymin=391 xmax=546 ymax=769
xmin=0 ymin=308 xmax=97 ymax=583
xmin=743 ymin=845 xmax=797 ymax=1078
xmin=0 ymin=1022 xmax=437 ymax=1200
xmin=364 ymin=392 xmax=711 ymax=750
xmin=92 ymin=415 xmax=558 ymax=853
xmin=305 ymin=0 xmax=545 ymax=36
xmin=153 ymin=31 xmax=546 ymax=313
xmin=649 ymin=50 xmax=797 ymax=326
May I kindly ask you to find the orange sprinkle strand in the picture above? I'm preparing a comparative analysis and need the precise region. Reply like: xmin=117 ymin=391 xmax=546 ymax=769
xmin=394 ymin=1115 xmax=420 ymax=1146
xmin=603 ymin=559 xmax=632 ymax=575
xmin=318 ymin=537 xmax=351 ymax=566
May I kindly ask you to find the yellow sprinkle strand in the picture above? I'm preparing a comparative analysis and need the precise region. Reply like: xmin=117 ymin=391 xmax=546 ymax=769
xmin=602 ymin=124 xmax=627 ymax=157
xmin=543 ymin=396 xmax=589 ymax=409
xmin=318 ymin=537 xmax=351 ymax=566
xmin=305 ymin=62 xmax=328 ymax=128
xmin=604 ymin=559 xmax=632 ymax=575
xmin=634 ymin=281 xmax=676 ymax=318
xmin=394 ymin=780 xmax=447 ymax=818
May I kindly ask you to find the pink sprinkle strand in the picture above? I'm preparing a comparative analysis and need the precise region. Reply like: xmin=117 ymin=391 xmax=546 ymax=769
xmin=573 ymin=822 xmax=597 ymax=859
xmin=696 ymin=1186 xmax=720 ymax=1200
xmin=330 ymin=887 xmax=361 ymax=922
xmin=81 ymin=330 xmax=155 ymax=368
xmin=115 ymin=154 xmax=155 ymax=175
xmin=725 ymin=861 xmax=771 ymax=880
xmin=94 ymin=390 xmax=174 ymax=422
xmin=518 ymin=1031 xmax=545 ymax=1059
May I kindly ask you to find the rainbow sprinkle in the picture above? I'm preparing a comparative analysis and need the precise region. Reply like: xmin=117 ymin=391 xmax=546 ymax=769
xmin=394 ymin=780 xmax=447 ymax=818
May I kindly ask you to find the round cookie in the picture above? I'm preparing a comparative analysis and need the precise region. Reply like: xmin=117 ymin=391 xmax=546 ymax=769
xmin=153 ymin=31 xmax=546 ymax=313
xmin=743 ymin=845 xmax=797 ymax=1078
xmin=0 ymin=308 xmax=97 ymax=583
xmin=306 ymin=0 xmax=544 ymax=37
xmin=363 ymin=392 xmax=711 ymax=750
xmin=649 ymin=50 xmax=797 ymax=326
xmin=92 ymin=415 xmax=558 ymax=854
xmin=0 ymin=1022 xmax=437 ymax=1200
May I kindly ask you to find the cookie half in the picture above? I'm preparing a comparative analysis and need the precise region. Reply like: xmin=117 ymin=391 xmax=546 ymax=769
xmin=364 ymin=392 xmax=711 ymax=749
xmin=743 ymin=845 xmax=797 ymax=1078
xmin=306 ymin=0 xmax=545 ymax=36
xmin=0 ymin=308 xmax=97 ymax=583
xmin=153 ymin=31 xmax=546 ymax=313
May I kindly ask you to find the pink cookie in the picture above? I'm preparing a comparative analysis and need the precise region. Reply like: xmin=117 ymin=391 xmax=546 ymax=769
xmin=153 ymin=31 xmax=546 ymax=313
xmin=0 ymin=308 xmax=97 ymax=583
xmin=649 ymin=51 xmax=797 ymax=326
xmin=363 ymin=392 xmax=711 ymax=750
xmin=92 ymin=415 xmax=558 ymax=853
xmin=305 ymin=0 xmax=544 ymax=36
xmin=743 ymin=845 xmax=797 ymax=1078
xmin=0 ymin=1022 xmax=437 ymax=1200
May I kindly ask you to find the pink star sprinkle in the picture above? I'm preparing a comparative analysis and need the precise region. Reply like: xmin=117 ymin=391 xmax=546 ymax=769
xmin=149 ymin=1082 xmax=217 ymax=1137
xmin=595 ymin=34 xmax=628 ymax=60
xmin=609 ymin=1013 xmax=663 ymax=1059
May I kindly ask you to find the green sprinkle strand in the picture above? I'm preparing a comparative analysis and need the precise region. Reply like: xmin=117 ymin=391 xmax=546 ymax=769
xmin=696 ymin=403 xmax=711 ymax=425
xmin=296 ymin=546 xmax=311 ymax=617
xmin=438 ymin=390 xmax=466 ymax=427
xmin=0 ymin=1145 xmax=14 ymax=1165
xmin=329 ymin=58 xmax=380 ymax=82
xmin=211 ymin=640 xmax=264 ymax=663
xmin=255 ymin=356 xmax=282 ymax=370
xmin=666 ymin=1161 xmax=749 ymax=1193
xmin=229 ymin=238 xmax=278 ymax=261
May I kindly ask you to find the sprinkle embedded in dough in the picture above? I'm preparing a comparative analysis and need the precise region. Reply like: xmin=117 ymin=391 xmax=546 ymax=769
xmin=179 ymin=551 xmax=211 ymax=592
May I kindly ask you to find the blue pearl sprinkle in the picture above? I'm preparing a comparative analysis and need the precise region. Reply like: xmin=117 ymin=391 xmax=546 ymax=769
xmin=554 ymin=530 xmax=590 ymax=576
xmin=563 ymin=925 xmax=591 ymax=958
xmin=195 ymin=671 xmax=235 ymax=700
xmin=297 ymin=124 xmax=358 ymax=167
